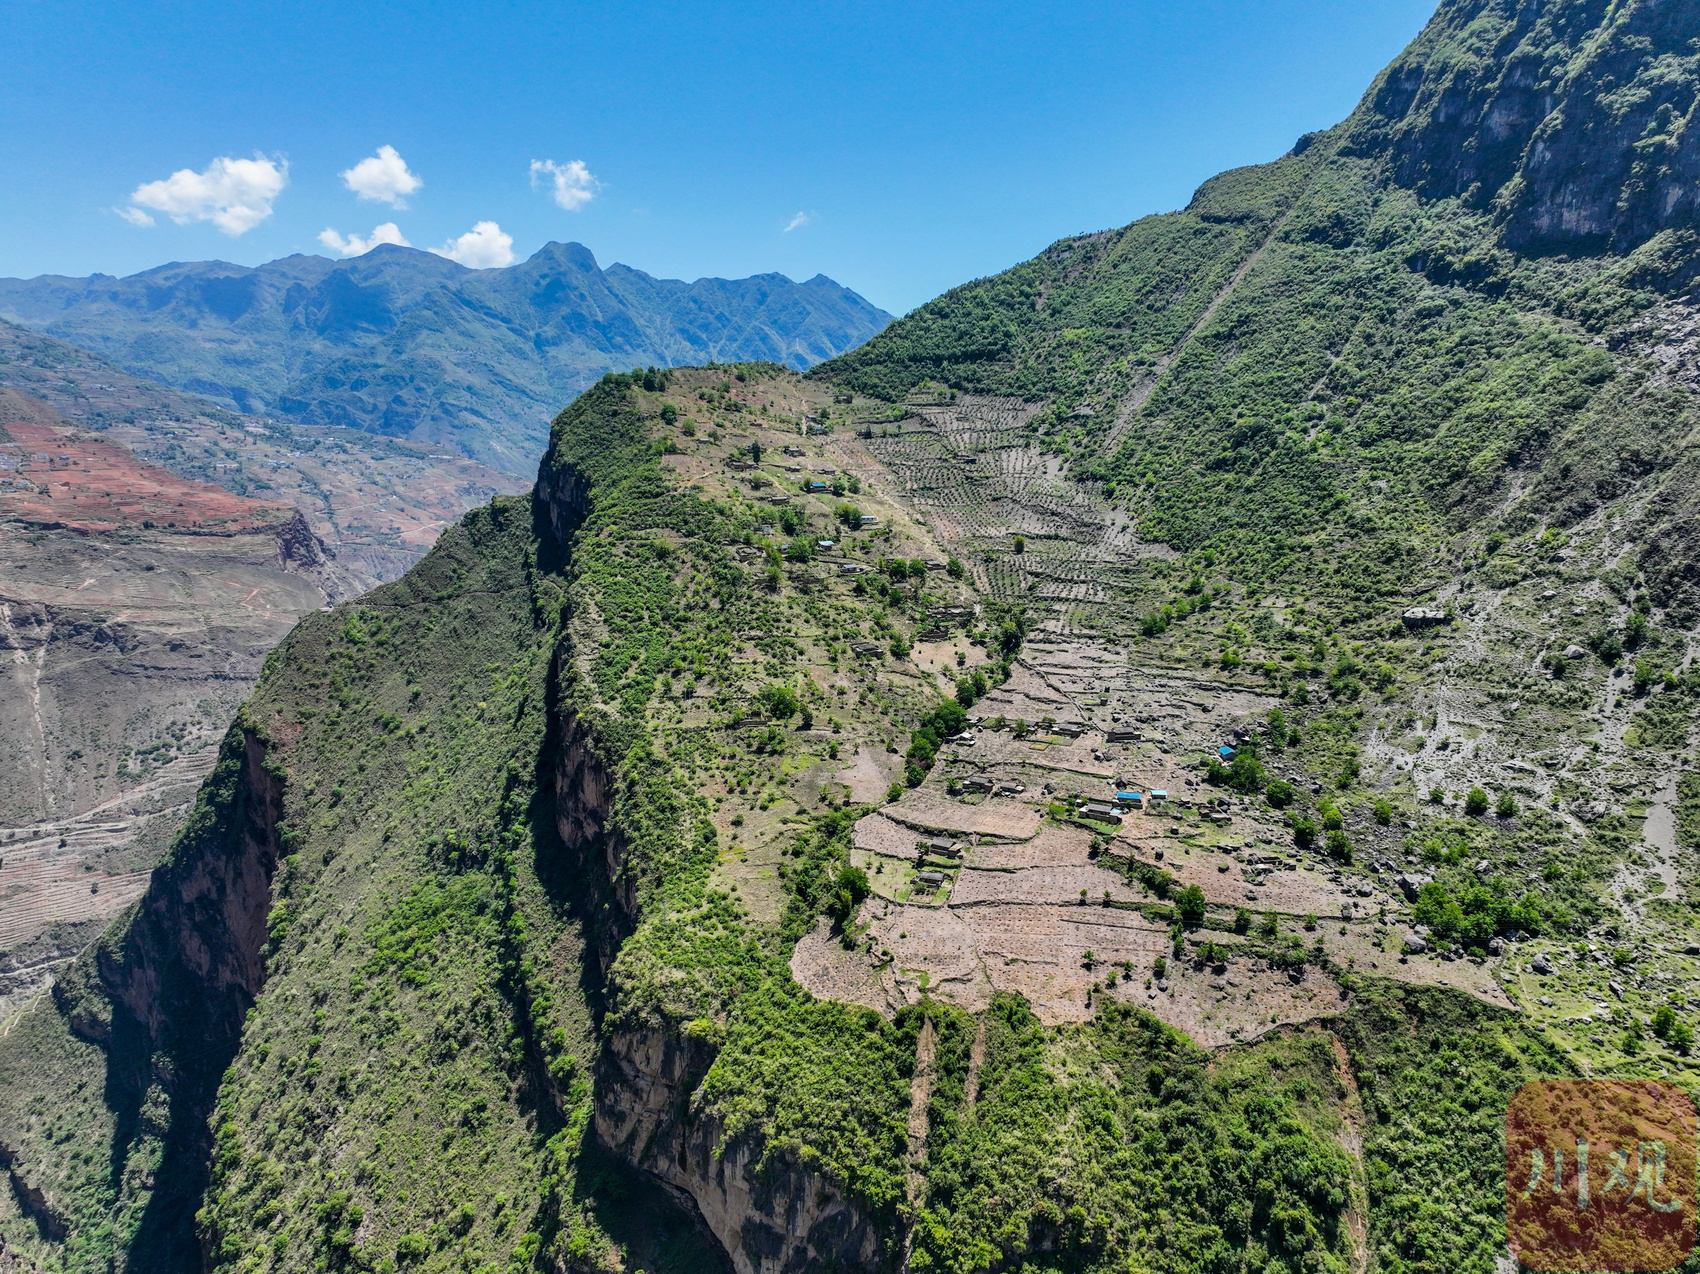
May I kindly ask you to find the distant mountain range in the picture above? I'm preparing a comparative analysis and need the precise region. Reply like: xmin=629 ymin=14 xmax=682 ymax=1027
xmin=0 ymin=243 xmax=893 ymax=472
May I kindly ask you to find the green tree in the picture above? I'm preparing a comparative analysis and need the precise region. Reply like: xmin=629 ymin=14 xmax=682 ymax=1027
xmin=1175 ymin=884 xmax=1207 ymax=928
xmin=757 ymin=685 xmax=799 ymax=719
xmin=1633 ymin=658 xmax=1658 ymax=695
xmin=1464 ymin=787 xmax=1490 ymax=816
xmin=1495 ymin=792 xmax=1517 ymax=819
xmin=1625 ymin=610 xmax=1650 ymax=648
xmin=1413 ymin=882 xmax=1465 ymax=939
xmin=1012 ymin=534 xmax=1026 ymax=554
xmin=826 ymin=863 xmax=870 ymax=926
xmin=1265 ymin=779 xmax=1294 ymax=808
xmin=946 ymin=556 xmax=965 ymax=579
xmin=1373 ymin=798 xmax=1394 ymax=825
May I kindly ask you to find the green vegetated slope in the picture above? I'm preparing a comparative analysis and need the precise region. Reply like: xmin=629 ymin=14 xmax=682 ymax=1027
xmin=821 ymin=0 xmax=1700 ymax=618
xmin=0 ymin=366 xmax=1611 ymax=1274
xmin=5 ymin=1 xmax=1700 ymax=1272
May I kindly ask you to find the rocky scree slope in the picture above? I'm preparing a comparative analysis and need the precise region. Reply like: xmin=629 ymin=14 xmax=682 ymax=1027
xmin=0 ymin=244 xmax=893 ymax=473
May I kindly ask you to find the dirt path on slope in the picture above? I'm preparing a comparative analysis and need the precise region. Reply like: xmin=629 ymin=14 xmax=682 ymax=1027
xmin=962 ymin=1015 xmax=988 ymax=1112
xmin=1106 ymin=152 xmax=1330 ymax=451
xmin=900 ymin=1016 xmax=940 ymax=1270
xmin=1328 ymin=1031 xmax=1371 ymax=1274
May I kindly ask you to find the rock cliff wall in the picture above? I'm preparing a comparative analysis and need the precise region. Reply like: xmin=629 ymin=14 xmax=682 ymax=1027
xmin=1349 ymin=0 xmax=1700 ymax=255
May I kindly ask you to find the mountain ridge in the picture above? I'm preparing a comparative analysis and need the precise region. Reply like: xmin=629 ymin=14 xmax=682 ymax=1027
xmin=0 ymin=243 xmax=893 ymax=472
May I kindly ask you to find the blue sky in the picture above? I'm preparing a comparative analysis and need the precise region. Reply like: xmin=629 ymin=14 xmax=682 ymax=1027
xmin=2 ymin=0 xmax=1436 ymax=314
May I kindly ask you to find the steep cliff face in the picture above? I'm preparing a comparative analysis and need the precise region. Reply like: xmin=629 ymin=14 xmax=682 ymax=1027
xmin=1347 ymin=0 xmax=1700 ymax=254
xmin=0 ymin=720 xmax=285 ymax=1272
xmin=0 ymin=492 xmax=350 ymax=975
xmin=539 ymin=525 xmax=883 ymax=1274
xmin=594 ymin=1031 xmax=880 ymax=1274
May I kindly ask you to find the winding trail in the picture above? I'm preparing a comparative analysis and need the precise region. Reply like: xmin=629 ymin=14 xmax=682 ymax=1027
xmin=1105 ymin=150 xmax=1331 ymax=452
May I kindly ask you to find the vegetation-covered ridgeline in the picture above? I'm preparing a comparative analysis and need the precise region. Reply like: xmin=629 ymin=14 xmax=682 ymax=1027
xmin=819 ymin=0 xmax=1700 ymax=618
xmin=6 ymin=2 xmax=1700 ymax=1273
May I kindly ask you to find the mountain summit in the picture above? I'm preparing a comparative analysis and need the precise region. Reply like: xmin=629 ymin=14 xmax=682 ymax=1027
xmin=0 ymin=244 xmax=892 ymax=472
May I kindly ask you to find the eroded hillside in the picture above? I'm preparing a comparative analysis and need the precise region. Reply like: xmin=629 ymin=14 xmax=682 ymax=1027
xmin=0 ymin=388 xmax=360 ymax=1015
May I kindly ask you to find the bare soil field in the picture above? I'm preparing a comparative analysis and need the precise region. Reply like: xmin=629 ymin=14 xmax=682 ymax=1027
xmin=0 ymin=324 xmax=523 ymax=583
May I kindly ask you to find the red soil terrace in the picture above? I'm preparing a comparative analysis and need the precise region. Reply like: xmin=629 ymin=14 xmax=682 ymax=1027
xmin=0 ymin=392 xmax=291 ymax=534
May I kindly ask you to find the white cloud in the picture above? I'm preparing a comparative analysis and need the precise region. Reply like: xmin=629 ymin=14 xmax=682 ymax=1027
xmin=126 ymin=154 xmax=288 ymax=235
xmin=782 ymin=210 xmax=813 ymax=233
xmin=341 ymin=145 xmax=422 ymax=207
xmin=530 ymin=159 xmax=598 ymax=211
xmin=432 ymin=220 xmax=515 ymax=269
xmin=318 ymin=222 xmax=411 ymax=256
xmin=115 ymin=206 xmax=155 ymax=227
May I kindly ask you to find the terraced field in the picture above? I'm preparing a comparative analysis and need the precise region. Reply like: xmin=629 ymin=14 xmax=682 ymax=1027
xmin=779 ymin=388 xmax=1677 ymax=1074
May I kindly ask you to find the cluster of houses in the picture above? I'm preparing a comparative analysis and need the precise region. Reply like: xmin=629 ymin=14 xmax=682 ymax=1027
xmin=1077 ymin=788 xmax=1169 ymax=826
xmin=958 ymin=775 xmax=1026 ymax=798
xmin=913 ymin=836 xmax=962 ymax=890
